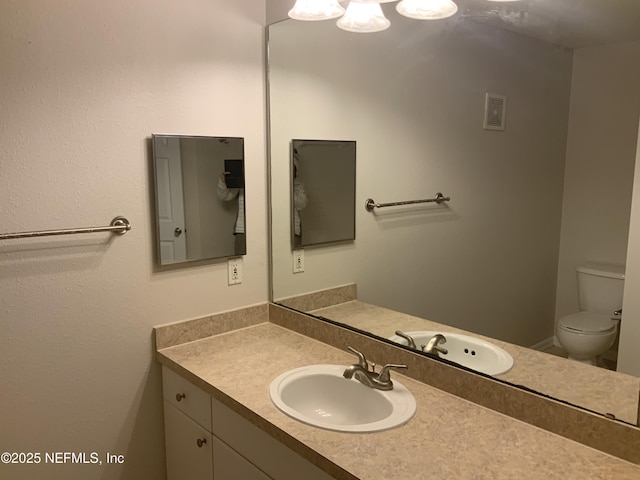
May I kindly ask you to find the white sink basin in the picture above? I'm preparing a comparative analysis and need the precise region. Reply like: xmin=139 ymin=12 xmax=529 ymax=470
xmin=389 ymin=331 xmax=514 ymax=375
xmin=269 ymin=364 xmax=416 ymax=433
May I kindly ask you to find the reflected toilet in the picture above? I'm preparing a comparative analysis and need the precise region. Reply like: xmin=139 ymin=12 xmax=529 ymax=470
xmin=556 ymin=263 xmax=624 ymax=366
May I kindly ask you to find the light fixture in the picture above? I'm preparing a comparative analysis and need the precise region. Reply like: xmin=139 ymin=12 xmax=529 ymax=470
xmin=396 ymin=0 xmax=458 ymax=20
xmin=337 ymin=2 xmax=391 ymax=33
xmin=288 ymin=0 xmax=466 ymax=33
xmin=288 ymin=0 xmax=346 ymax=21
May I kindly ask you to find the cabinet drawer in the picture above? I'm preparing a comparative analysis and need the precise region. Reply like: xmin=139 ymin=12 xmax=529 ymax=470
xmin=163 ymin=366 xmax=212 ymax=431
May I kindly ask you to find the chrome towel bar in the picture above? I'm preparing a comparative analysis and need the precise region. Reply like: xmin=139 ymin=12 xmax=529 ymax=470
xmin=365 ymin=193 xmax=450 ymax=212
xmin=0 ymin=216 xmax=131 ymax=240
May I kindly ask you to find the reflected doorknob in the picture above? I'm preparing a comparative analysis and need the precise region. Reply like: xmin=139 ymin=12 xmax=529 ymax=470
xmin=174 ymin=227 xmax=183 ymax=237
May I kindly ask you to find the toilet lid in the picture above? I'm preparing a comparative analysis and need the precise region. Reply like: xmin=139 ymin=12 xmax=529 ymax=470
xmin=559 ymin=312 xmax=615 ymax=334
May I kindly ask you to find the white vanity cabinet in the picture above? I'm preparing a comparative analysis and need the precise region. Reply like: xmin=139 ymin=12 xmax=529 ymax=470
xmin=210 ymin=435 xmax=270 ymax=480
xmin=163 ymin=402 xmax=214 ymax=479
xmin=211 ymin=397 xmax=334 ymax=480
xmin=162 ymin=367 xmax=215 ymax=480
xmin=162 ymin=366 xmax=331 ymax=480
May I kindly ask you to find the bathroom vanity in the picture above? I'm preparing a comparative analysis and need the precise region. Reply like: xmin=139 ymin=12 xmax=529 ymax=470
xmin=162 ymin=366 xmax=332 ymax=480
xmin=155 ymin=305 xmax=640 ymax=480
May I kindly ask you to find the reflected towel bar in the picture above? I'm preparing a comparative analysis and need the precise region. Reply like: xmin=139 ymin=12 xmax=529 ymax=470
xmin=0 ymin=216 xmax=131 ymax=240
xmin=365 ymin=193 xmax=450 ymax=212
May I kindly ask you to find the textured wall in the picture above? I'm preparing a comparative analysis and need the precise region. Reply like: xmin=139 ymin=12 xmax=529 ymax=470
xmin=0 ymin=1 xmax=267 ymax=479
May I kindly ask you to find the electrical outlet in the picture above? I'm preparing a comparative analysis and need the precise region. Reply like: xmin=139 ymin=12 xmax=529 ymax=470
xmin=292 ymin=249 xmax=304 ymax=273
xmin=227 ymin=257 xmax=242 ymax=285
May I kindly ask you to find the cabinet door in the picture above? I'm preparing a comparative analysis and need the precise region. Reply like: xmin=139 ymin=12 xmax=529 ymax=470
xmin=164 ymin=401 xmax=213 ymax=480
xmin=212 ymin=436 xmax=271 ymax=480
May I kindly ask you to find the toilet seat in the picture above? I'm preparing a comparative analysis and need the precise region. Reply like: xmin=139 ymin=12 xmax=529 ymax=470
xmin=558 ymin=312 xmax=615 ymax=335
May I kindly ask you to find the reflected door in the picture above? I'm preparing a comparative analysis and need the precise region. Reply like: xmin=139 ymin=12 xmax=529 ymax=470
xmin=154 ymin=136 xmax=187 ymax=262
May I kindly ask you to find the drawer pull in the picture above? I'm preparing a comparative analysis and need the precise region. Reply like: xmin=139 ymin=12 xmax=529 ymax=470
xmin=176 ymin=393 xmax=186 ymax=402
xmin=196 ymin=438 xmax=207 ymax=448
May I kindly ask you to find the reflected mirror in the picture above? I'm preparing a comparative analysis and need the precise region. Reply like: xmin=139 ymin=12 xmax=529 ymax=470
xmin=268 ymin=1 xmax=640 ymax=426
xmin=152 ymin=134 xmax=246 ymax=266
xmin=291 ymin=139 xmax=356 ymax=248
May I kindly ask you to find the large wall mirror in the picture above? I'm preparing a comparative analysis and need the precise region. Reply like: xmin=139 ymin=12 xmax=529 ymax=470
xmin=268 ymin=1 xmax=640 ymax=426
xmin=152 ymin=134 xmax=246 ymax=266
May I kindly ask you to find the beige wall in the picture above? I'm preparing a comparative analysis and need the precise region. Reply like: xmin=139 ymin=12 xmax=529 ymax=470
xmin=555 ymin=41 xmax=640 ymax=321
xmin=620 ymin=120 xmax=640 ymax=376
xmin=0 ymin=1 xmax=267 ymax=479
xmin=552 ymin=41 xmax=640 ymax=376
xmin=266 ymin=0 xmax=291 ymax=24
xmin=270 ymin=14 xmax=573 ymax=346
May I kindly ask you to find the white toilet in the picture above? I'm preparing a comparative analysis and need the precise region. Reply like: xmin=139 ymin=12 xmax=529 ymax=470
xmin=556 ymin=262 xmax=624 ymax=366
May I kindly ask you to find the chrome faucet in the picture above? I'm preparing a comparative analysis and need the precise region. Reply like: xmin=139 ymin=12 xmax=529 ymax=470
xmin=343 ymin=347 xmax=407 ymax=391
xmin=421 ymin=334 xmax=448 ymax=357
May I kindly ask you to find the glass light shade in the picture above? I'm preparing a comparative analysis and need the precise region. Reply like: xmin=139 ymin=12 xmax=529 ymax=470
xmin=288 ymin=0 xmax=346 ymax=21
xmin=337 ymin=2 xmax=390 ymax=33
xmin=396 ymin=0 xmax=458 ymax=20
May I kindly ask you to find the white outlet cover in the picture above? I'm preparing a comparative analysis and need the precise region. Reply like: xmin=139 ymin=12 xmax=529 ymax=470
xmin=227 ymin=257 xmax=243 ymax=285
xmin=292 ymin=250 xmax=304 ymax=273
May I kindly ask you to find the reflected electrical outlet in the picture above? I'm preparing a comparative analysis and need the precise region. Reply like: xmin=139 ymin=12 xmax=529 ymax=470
xmin=292 ymin=250 xmax=304 ymax=273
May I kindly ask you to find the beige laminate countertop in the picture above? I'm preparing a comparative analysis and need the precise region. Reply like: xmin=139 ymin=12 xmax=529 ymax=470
xmin=311 ymin=300 xmax=640 ymax=425
xmin=157 ymin=322 xmax=640 ymax=480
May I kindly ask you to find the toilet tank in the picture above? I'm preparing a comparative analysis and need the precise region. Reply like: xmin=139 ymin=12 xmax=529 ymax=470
xmin=576 ymin=262 xmax=625 ymax=316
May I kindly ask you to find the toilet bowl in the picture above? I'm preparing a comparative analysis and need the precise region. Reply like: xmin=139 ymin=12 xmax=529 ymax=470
xmin=555 ymin=262 xmax=624 ymax=366
xmin=556 ymin=312 xmax=617 ymax=365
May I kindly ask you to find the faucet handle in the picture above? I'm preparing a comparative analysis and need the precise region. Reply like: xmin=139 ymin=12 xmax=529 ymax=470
xmin=347 ymin=347 xmax=369 ymax=369
xmin=395 ymin=330 xmax=417 ymax=349
xmin=378 ymin=364 xmax=407 ymax=382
